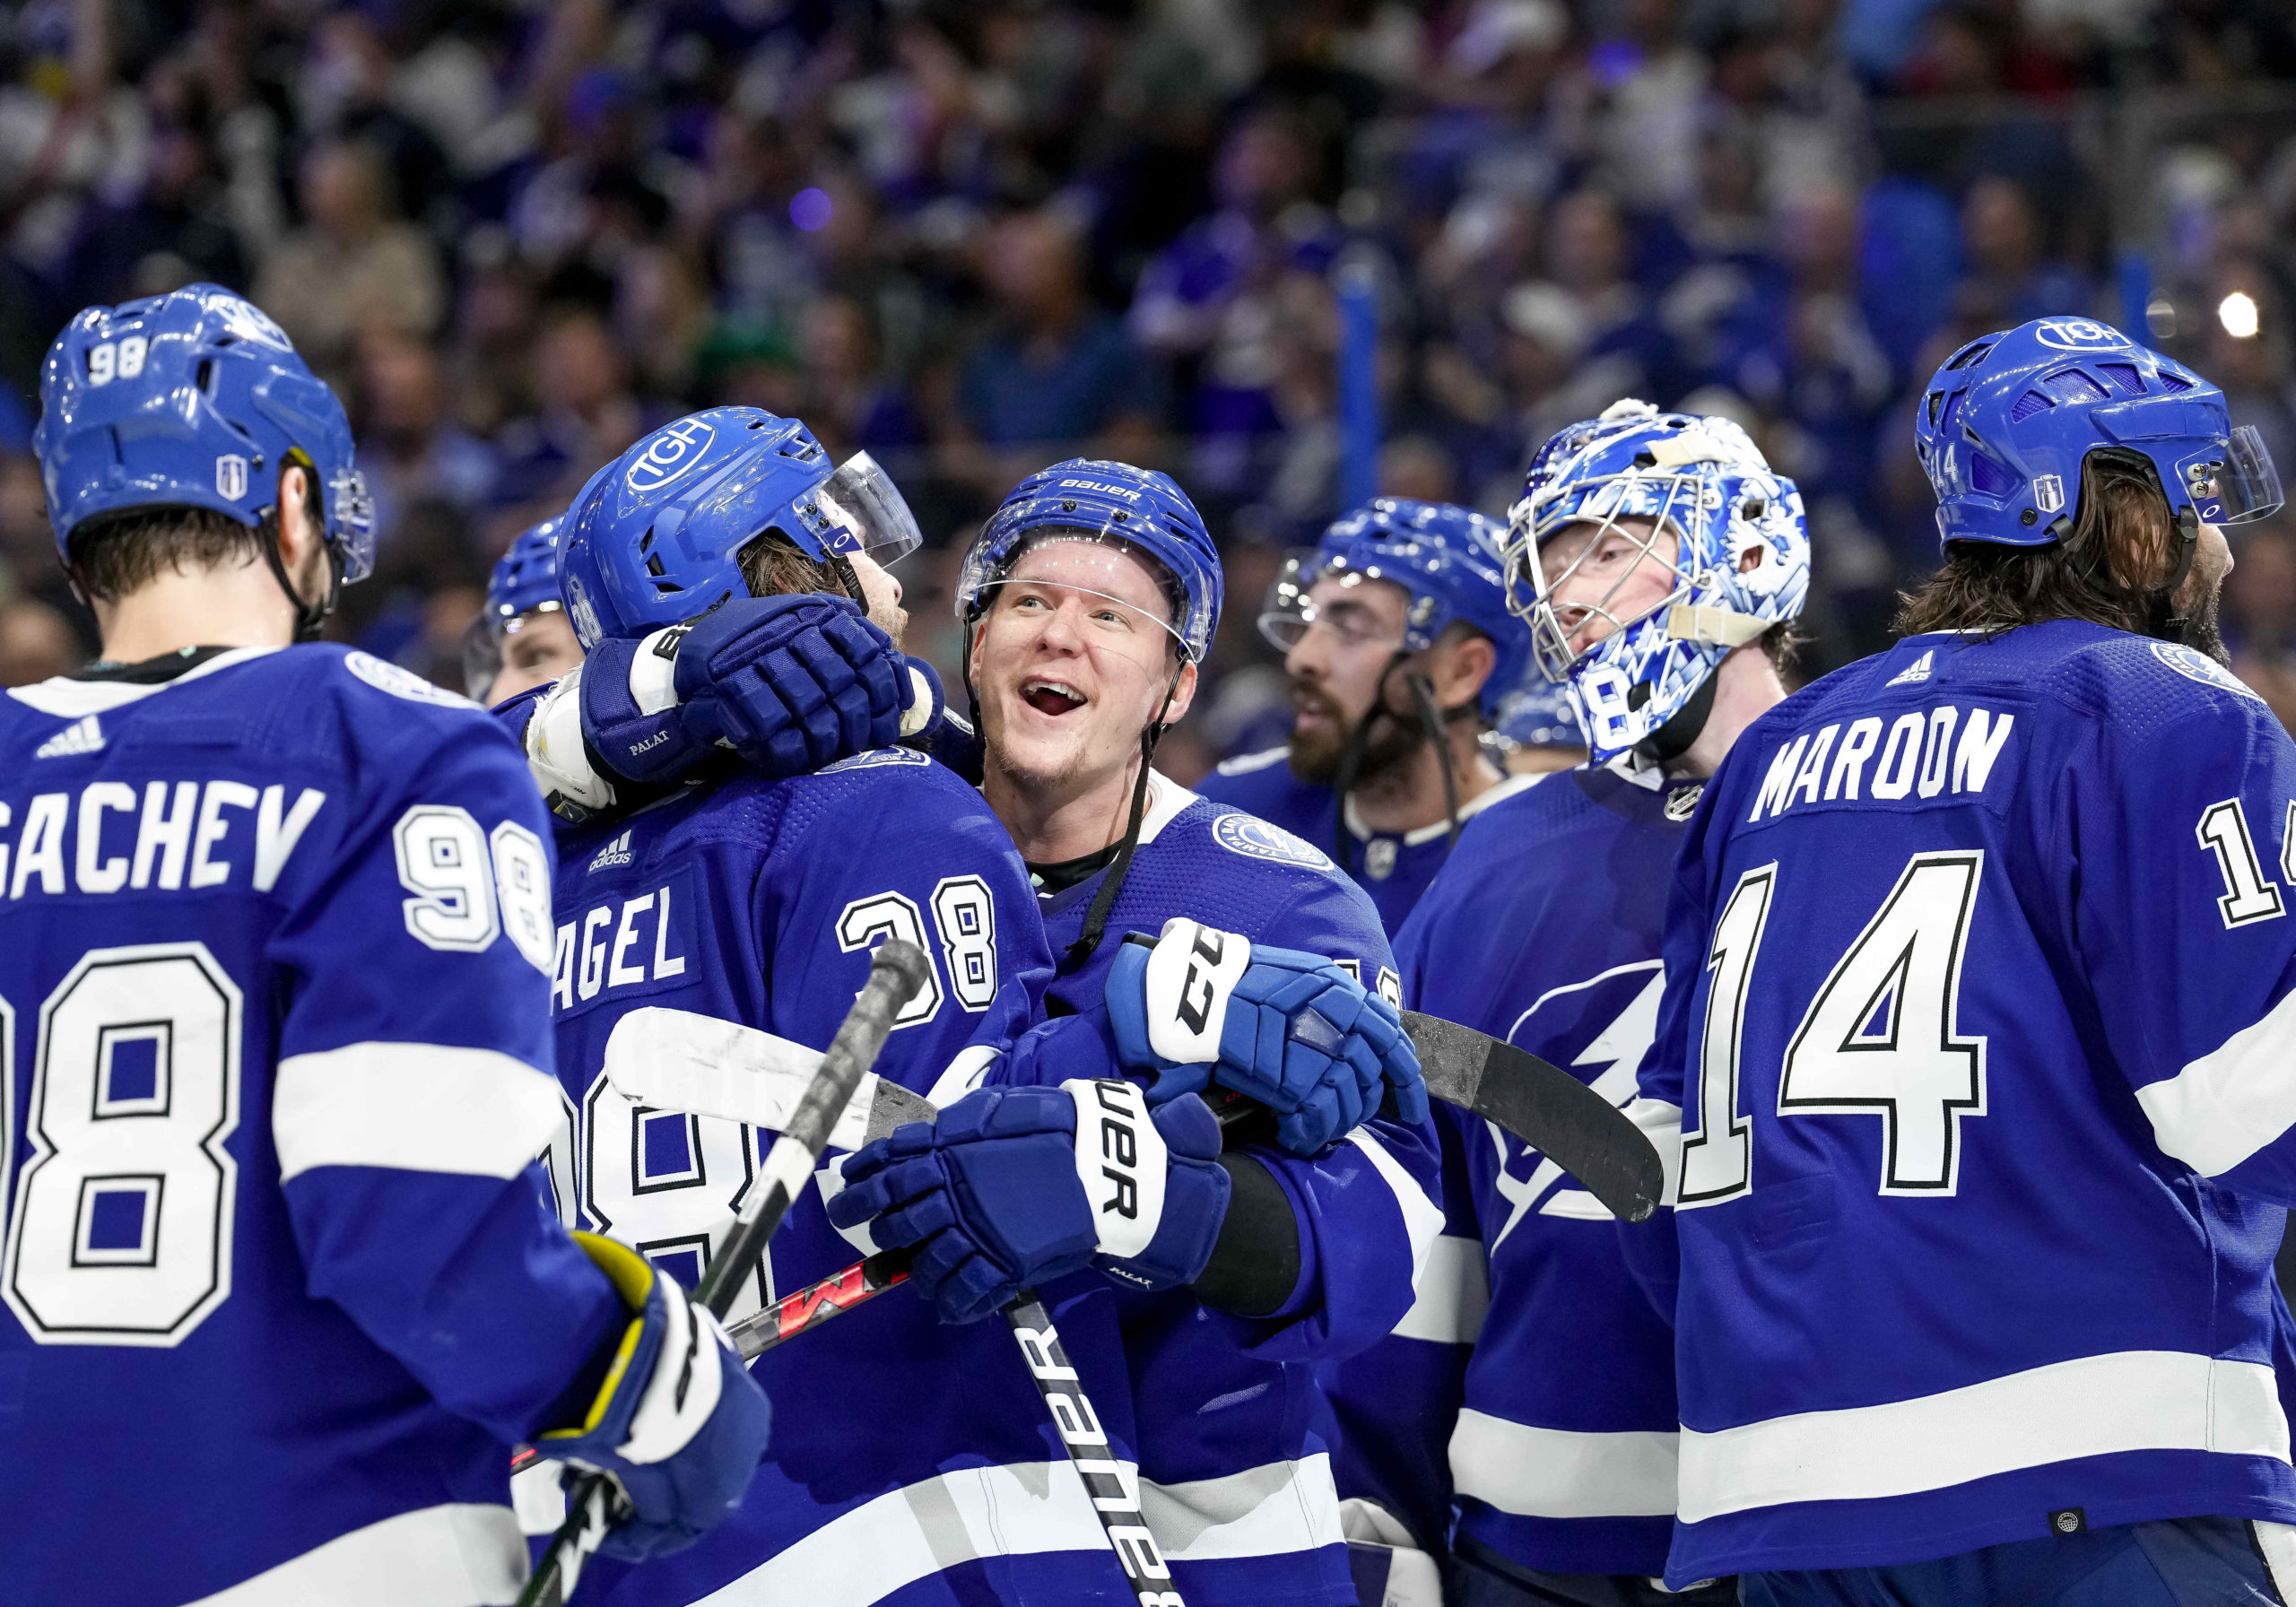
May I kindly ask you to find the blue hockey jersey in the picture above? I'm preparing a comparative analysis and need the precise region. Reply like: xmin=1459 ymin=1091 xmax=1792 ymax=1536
xmin=543 ymin=746 xmax=1189 ymax=1607
xmin=1642 ymin=623 xmax=2296 ymax=1583
xmin=1196 ymin=745 xmax=1540 ymax=938
xmin=1321 ymin=763 xmax=1709 ymax=1579
xmin=988 ymin=769 xmax=1445 ymax=1607
xmin=0 ymin=646 xmax=622 ymax=1605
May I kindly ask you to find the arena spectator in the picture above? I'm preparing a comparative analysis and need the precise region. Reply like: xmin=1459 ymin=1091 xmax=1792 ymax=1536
xmin=254 ymin=139 xmax=447 ymax=389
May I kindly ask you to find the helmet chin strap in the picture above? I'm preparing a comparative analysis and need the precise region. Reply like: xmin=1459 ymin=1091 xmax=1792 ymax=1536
xmin=825 ymin=549 xmax=869 ymax=614
xmin=1632 ymin=668 xmax=1719 ymax=768
xmin=1063 ymin=656 xmax=1187 ymax=975
xmin=261 ymin=473 xmax=341 ymax=641
xmin=2150 ymin=505 xmax=2202 ymax=647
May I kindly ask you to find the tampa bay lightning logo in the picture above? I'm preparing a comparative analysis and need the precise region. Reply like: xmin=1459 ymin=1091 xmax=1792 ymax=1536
xmin=1211 ymin=811 xmax=1334 ymax=872
xmin=1486 ymin=960 xmax=1665 ymax=1241
xmin=2151 ymin=641 xmax=2262 ymax=702
xmin=818 ymin=747 xmax=931 ymax=775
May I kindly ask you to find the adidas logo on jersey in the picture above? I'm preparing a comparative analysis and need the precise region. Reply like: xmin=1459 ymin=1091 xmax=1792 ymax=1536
xmin=1886 ymin=649 xmax=1935 ymax=687
xmin=34 ymin=715 xmax=104 ymax=759
xmin=587 ymin=830 xmax=634 ymax=873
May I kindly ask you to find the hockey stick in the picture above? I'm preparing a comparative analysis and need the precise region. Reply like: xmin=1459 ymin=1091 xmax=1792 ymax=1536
xmin=610 ymin=967 xmax=1666 ymax=1223
xmin=516 ymin=939 xmax=935 ymax=1607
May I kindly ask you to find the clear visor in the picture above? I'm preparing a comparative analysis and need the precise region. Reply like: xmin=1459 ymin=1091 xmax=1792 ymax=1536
xmin=1507 ymin=472 xmax=1702 ymax=682
xmin=1256 ymin=552 xmax=1412 ymax=654
xmin=460 ymin=613 xmax=500 ymax=703
xmin=966 ymin=533 xmax=1194 ymax=661
xmin=499 ymin=599 xmax=565 ymax=638
xmin=814 ymin=451 xmax=923 ymax=564
xmin=2174 ymin=425 xmax=2283 ymax=526
xmin=331 ymin=465 xmax=378 ymax=582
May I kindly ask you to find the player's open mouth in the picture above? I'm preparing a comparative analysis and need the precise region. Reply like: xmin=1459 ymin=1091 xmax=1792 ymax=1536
xmin=1022 ymin=679 xmax=1087 ymax=717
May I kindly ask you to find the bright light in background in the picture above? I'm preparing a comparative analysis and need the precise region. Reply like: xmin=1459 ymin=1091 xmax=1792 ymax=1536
xmin=789 ymin=187 xmax=833 ymax=232
xmin=2219 ymin=291 xmax=2260 ymax=339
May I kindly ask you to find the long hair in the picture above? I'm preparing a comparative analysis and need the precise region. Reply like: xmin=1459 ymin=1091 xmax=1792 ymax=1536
xmin=1892 ymin=450 xmax=2179 ymax=639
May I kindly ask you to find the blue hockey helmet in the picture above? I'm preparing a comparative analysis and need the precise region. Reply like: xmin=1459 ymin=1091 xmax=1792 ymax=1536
xmin=34 ymin=284 xmax=374 ymax=579
xmin=557 ymin=406 xmax=923 ymax=649
xmin=465 ymin=516 xmax=570 ymax=699
xmin=1258 ymin=498 xmax=1533 ymax=723
xmin=955 ymin=458 xmax=1221 ymax=662
xmin=1914 ymin=317 xmax=2282 ymax=549
xmin=1504 ymin=400 xmax=1809 ymax=765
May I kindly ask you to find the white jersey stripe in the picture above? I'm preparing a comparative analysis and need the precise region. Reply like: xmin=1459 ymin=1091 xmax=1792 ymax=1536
xmin=1391 ymin=1233 xmax=1489 ymax=1344
xmin=1678 ymin=1351 xmax=2288 ymax=1524
xmin=1347 ymin=1126 xmax=1445 ymax=1294
xmin=274 ymin=1042 xmax=562 ymax=1182
xmin=690 ymin=1455 xmax=1343 ymax=1605
xmin=2137 ymin=985 xmax=2296 ymax=1176
xmin=1450 ymin=1412 xmax=1679 ymax=1518
xmin=187 ymin=1502 xmax=523 ymax=1605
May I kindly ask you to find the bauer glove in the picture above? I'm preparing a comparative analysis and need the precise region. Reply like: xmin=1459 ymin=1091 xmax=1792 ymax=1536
xmin=536 ymin=1233 xmax=773 ymax=1562
xmin=825 ymin=1081 xmax=1231 ymax=1324
xmin=1105 ymin=917 xmax=1429 ymax=1156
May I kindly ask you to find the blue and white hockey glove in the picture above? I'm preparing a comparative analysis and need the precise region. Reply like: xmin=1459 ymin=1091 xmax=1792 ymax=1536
xmin=581 ymin=594 xmax=935 ymax=786
xmin=825 ymin=1081 xmax=1231 ymax=1324
xmin=1106 ymin=917 xmax=1429 ymax=1156
xmin=536 ymin=1233 xmax=773 ymax=1562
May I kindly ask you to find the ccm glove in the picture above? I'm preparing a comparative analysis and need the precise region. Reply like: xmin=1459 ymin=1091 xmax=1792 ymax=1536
xmin=825 ymin=1081 xmax=1231 ymax=1324
xmin=582 ymin=594 xmax=933 ymax=786
xmin=1107 ymin=917 xmax=1429 ymax=1156
xmin=536 ymin=1233 xmax=773 ymax=1562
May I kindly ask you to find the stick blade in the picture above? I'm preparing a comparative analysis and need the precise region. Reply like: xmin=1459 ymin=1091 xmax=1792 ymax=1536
xmin=1403 ymin=1012 xmax=1663 ymax=1222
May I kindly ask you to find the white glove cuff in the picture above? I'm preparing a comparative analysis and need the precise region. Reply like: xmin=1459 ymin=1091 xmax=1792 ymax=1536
xmin=1063 ymin=1078 xmax=1169 ymax=1260
xmin=617 ymin=1287 xmax=726 ymax=1464
xmin=630 ymin=627 xmax=683 ymax=715
xmin=526 ymin=669 xmax=618 ymax=813
xmin=900 ymin=664 xmax=936 ymax=738
xmin=1141 ymin=916 xmax=1250 ymax=1064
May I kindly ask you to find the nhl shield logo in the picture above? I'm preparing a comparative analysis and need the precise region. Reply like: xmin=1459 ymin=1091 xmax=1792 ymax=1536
xmin=625 ymin=418 xmax=715 ymax=495
xmin=1363 ymin=838 xmax=1398 ymax=880
xmin=2032 ymin=473 xmax=2065 ymax=515
xmin=215 ymin=455 xmax=248 ymax=500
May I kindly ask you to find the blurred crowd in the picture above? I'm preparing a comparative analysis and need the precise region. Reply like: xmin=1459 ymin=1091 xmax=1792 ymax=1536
xmin=6 ymin=0 xmax=2296 ymax=770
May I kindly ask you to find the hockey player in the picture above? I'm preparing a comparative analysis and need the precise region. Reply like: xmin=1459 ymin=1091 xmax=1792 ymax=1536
xmin=1 ymin=287 xmax=768 ymax=1603
xmin=528 ymin=411 xmax=1239 ymax=1607
xmin=1197 ymin=498 xmax=1544 ymax=936
xmin=1318 ymin=403 xmax=1806 ymax=1607
xmin=1640 ymin=319 xmax=2296 ymax=1601
xmin=466 ymin=515 xmax=586 ymax=705
xmin=827 ymin=460 xmax=1444 ymax=1607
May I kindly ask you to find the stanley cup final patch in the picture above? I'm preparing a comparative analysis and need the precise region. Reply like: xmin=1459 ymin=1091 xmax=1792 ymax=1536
xmin=1064 ymin=1078 xmax=1168 ymax=1260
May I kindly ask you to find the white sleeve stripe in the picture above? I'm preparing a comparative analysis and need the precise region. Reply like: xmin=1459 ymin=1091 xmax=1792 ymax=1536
xmin=2136 ymin=986 xmax=2296 ymax=1177
xmin=186 ymin=1502 xmax=522 ymax=1605
xmin=1346 ymin=1126 xmax=1446 ymax=1293
xmin=1622 ymin=1096 xmax=1684 ymax=1206
xmin=274 ymin=1042 xmax=563 ymax=1183
xmin=1390 ymin=1233 xmax=1488 ymax=1344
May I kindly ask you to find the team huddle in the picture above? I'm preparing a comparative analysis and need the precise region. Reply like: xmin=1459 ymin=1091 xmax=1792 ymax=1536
xmin=4 ymin=285 xmax=2294 ymax=1607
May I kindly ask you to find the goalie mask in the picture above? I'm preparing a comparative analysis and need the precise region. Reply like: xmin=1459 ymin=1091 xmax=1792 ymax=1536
xmin=1504 ymin=401 xmax=1808 ymax=766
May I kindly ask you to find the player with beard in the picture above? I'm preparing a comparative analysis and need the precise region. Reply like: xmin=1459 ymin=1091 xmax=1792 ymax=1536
xmin=1197 ymin=499 xmax=1541 ymax=937
xmin=1637 ymin=320 xmax=2296 ymax=1602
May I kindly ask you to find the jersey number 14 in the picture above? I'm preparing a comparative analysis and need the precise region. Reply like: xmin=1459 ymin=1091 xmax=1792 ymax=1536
xmin=1683 ymin=852 xmax=1987 ymax=1205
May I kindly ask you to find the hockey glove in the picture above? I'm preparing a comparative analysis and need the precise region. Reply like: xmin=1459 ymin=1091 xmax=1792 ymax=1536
xmin=536 ymin=1233 xmax=773 ymax=1562
xmin=824 ymin=1081 xmax=1231 ymax=1324
xmin=1106 ymin=917 xmax=1430 ymax=1156
xmin=582 ymin=594 xmax=934 ymax=786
